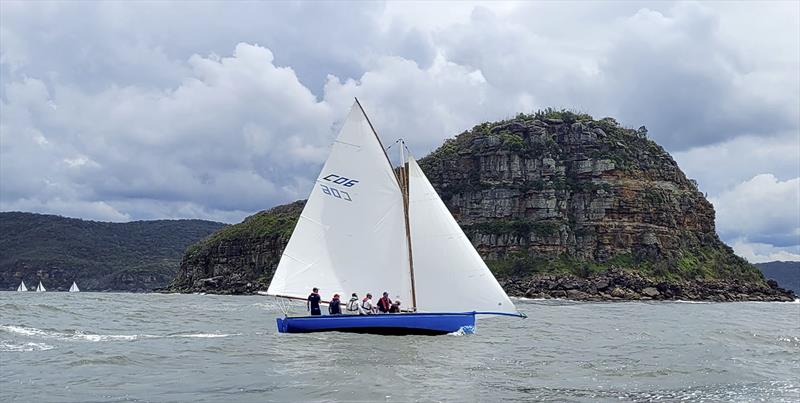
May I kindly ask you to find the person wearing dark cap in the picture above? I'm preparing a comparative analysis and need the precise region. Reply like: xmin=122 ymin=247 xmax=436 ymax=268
xmin=307 ymin=287 xmax=322 ymax=316
xmin=377 ymin=291 xmax=393 ymax=313
xmin=328 ymin=294 xmax=342 ymax=315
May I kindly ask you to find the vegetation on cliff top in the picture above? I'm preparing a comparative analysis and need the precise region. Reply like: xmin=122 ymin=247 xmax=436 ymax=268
xmin=185 ymin=201 xmax=303 ymax=258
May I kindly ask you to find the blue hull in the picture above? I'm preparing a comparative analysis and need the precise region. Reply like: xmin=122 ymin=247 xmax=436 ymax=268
xmin=276 ymin=313 xmax=476 ymax=335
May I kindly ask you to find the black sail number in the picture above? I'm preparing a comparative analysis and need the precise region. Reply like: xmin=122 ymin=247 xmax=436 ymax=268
xmin=320 ymin=173 xmax=357 ymax=202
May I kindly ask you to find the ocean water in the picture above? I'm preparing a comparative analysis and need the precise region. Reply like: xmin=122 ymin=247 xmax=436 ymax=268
xmin=1 ymin=293 xmax=798 ymax=402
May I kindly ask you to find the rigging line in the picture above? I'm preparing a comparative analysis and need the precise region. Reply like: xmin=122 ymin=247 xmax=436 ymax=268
xmin=384 ymin=138 xmax=402 ymax=152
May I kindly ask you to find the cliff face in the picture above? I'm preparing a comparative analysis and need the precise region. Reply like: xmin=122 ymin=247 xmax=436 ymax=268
xmin=165 ymin=201 xmax=303 ymax=294
xmin=166 ymin=110 xmax=794 ymax=301
xmin=418 ymin=110 xmax=753 ymax=282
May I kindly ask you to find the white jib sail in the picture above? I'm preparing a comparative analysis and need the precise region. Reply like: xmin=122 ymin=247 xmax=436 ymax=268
xmin=69 ymin=282 xmax=80 ymax=292
xmin=267 ymin=101 xmax=413 ymax=304
xmin=17 ymin=281 xmax=27 ymax=292
xmin=36 ymin=281 xmax=46 ymax=292
xmin=407 ymin=157 xmax=518 ymax=314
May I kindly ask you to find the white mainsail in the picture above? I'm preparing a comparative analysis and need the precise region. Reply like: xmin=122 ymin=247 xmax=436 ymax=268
xmin=36 ymin=281 xmax=46 ymax=292
xmin=69 ymin=282 xmax=80 ymax=292
xmin=267 ymin=101 xmax=413 ymax=304
xmin=17 ymin=281 xmax=27 ymax=292
xmin=407 ymin=157 xmax=517 ymax=314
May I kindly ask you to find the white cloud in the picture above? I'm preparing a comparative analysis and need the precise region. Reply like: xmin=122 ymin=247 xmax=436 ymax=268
xmin=731 ymin=239 xmax=800 ymax=264
xmin=0 ymin=0 xmax=798 ymax=264
xmin=711 ymin=174 xmax=800 ymax=248
xmin=673 ymin=131 xmax=800 ymax=195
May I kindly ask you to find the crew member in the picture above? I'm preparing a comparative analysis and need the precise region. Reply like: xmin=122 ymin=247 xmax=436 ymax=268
xmin=328 ymin=294 xmax=342 ymax=315
xmin=377 ymin=291 xmax=393 ymax=313
xmin=307 ymin=287 xmax=322 ymax=316
xmin=359 ymin=293 xmax=374 ymax=315
xmin=346 ymin=293 xmax=360 ymax=314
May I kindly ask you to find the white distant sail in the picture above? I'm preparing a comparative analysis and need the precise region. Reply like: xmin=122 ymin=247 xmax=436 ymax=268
xmin=69 ymin=282 xmax=80 ymax=292
xmin=36 ymin=281 xmax=46 ymax=292
xmin=17 ymin=281 xmax=27 ymax=292
xmin=267 ymin=101 xmax=414 ymax=304
xmin=407 ymin=157 xmax=517 ymax=314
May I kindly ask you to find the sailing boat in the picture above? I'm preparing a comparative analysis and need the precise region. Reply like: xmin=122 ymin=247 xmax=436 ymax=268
xmin=17 ymin=281 xmax=28 ymax=292
xmin=267 ymin=99 xmax=524 ymax=335
xmin=69 ymin=282 xmax=80 ymax=292
xmin=35 ymin=281 xmax=46 ymax=292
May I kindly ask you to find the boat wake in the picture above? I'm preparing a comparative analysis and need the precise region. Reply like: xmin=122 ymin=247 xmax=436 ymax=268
xmin=447 ymin=326 xmax=475 ymax=336
xmin=0 ymin=340 xmax=54 ymax=352
xmin=0 ymin=325 xmax=240 ymax=343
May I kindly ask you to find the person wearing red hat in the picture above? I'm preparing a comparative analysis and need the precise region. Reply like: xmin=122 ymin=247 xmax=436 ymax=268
xmin=328 ymin=293 xmax=342 ymax=315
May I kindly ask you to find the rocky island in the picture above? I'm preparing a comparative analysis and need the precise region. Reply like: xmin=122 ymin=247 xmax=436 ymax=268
xmin=165 ymin=110 xmax=795 ymax=302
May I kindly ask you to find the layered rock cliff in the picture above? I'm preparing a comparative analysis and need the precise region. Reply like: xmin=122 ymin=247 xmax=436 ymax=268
xmin=165 ymin=110 xmax=794 ymax=301
xmin=165 ymin=201 xmax=303 ymax=294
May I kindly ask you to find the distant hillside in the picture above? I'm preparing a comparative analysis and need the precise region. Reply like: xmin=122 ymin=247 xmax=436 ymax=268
xmin=0 ymin=212 xmax=226 ymax=291
xmin=755 ymin=261 xmax=800 ymax=294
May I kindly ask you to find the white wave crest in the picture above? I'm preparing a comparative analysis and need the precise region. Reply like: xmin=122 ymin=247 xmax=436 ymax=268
xmin=0 ymin=340 xmax=54 ymax=352
xmin=448 ymin=326 xmax=475 ymax=336
xmin=1 ymin=325 xmax=140 ymax=342
xmin=166 ymin=333 xmax=241 ymax=338
xmin=0 ymin=325 xmax=239 ymax=342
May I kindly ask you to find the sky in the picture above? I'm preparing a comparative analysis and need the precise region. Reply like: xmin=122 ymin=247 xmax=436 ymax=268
xmin=0 ymin=1 xmax=798 ymax=263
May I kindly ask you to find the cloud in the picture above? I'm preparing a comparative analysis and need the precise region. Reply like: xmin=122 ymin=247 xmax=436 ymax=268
xmin=711 ymin=174 xmax=800 ymax=248
xmin=436 ymin=2 xmax=799 ymax=151
xmin=0 ymin=42 xmax=516 ymax=222
xmin=1 ymin=0 xmax=798 ymax=264
xmin=730 ymin=239 xmax=800 ymax=264
xmin=673 ymin=131 xmax=800 ymax=195
xmin=1 ymin=44 xmax=337 ymax=221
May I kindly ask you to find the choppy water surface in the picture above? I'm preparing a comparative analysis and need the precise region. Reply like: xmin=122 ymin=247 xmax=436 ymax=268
xmin=1 ymin=293 xmax=798 ymax=402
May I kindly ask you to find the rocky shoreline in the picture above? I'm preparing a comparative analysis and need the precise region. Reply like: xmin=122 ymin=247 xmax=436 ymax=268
xmin=500 ymin=268 xmax=796 ymax=302
xmin=162 ymin=267 xmax=796 ymax=302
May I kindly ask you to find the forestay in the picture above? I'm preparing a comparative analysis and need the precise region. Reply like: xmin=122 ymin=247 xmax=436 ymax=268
xmin=407 ymin=157 xmax=518 ymax=314
xmin=267 ymin=102 xmax=413 ymax=304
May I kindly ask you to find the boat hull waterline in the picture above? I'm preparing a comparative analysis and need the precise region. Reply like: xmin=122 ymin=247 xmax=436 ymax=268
xmin=276 ymin=312 xmax=476 ymax=335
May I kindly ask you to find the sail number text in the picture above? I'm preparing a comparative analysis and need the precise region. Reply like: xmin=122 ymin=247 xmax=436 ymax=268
xmin=320 ymin=173 xmax=358 ymax=202
xmin=322 ymin=174 xmax=359 ymax=187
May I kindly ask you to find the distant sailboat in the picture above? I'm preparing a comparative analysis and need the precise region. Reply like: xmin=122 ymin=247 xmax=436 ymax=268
xmin=69 ymin=282 xmax=80 ymax=292
xmin=35 ymin=281 xmax=46 ymax=292
xmin=17 ymin=281 xmax=28 ymax=292
xmin=268 ymin=100 xmax=525 ymax=335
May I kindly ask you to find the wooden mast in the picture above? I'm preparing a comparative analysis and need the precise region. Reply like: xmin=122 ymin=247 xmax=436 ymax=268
xmin=398 ymin=140 xmax=418 ymax=311
xmin=354 ymin=98 xmax=418 ymax=310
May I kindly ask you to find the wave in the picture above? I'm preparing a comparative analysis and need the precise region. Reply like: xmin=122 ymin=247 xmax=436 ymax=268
xmin=164 ymin=333 xmax=241 ymax=338
xmin=0 ymin=340 xmax=54 ymax=352
xmin=0 ymin=325 xmax=239 ymax=342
